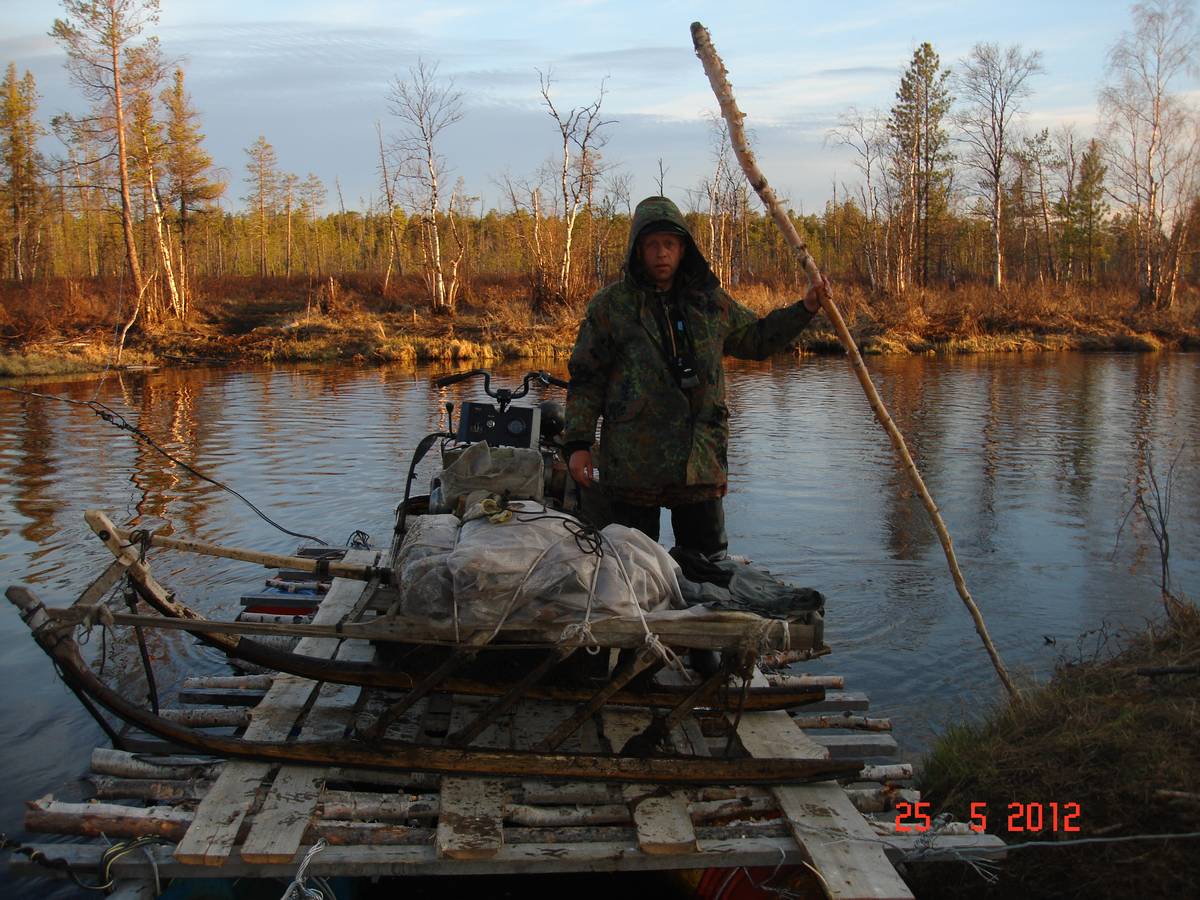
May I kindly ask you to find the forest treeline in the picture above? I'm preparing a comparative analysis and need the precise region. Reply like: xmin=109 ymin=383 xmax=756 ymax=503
xmin=1 ymin=0 xmax=1198 ymax=348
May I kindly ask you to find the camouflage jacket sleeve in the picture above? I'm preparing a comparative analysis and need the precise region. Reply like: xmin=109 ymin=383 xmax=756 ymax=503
xmin=563 ymin=296 xmax=612 ymax=453
xmin=722 ymin=293 xmax=816 ymax=360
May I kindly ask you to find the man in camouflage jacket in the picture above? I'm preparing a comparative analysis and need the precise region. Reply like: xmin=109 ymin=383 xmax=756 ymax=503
xmin=563 ymin=195 xmax=825 ymax=556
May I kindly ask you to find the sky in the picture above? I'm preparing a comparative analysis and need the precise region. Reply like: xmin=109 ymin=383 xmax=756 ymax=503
xmin=0 ymin=0 xmax=1186 ymax=216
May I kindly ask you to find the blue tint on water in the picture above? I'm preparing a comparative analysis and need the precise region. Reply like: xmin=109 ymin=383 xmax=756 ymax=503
xmin=1 ymin=354 xmax=1197 ymax=896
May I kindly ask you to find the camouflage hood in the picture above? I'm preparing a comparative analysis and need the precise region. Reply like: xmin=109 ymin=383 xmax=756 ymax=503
xmin=624 ymin=196 xmax=719 ymax=293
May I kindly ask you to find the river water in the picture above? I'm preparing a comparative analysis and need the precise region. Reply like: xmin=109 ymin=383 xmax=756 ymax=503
xmin=1 ymin=353 xmax=1197 ymax=895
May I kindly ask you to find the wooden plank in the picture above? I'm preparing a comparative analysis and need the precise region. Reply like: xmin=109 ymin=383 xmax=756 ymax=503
xmin=734 ymin=673 xmax=914 ymax=900
xmin=599 ymin=709 xmax=699 ymax=855
xmin=9 ymin=833 xmax=1006 ymax=880
xmin=807 ymin=732 xmax=899 ymax=759
xmin=171 ymin=672 xmax=319 ymax=866
xmin=239 ymin=639 xmax=375 ymax=864
xmin=436 ymin=777 xmax=507 ymax=860
xmin=171 ymin=760 xmax=271 ymax=865
xmin=174 ymin=552 xmax=375 ymax=867
xmin=632 ymin=792 xmax=698 ymax=855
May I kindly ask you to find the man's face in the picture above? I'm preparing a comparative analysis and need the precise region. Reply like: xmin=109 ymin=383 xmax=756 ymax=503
xmin=638 ymin=231 xmax=685 ymax=289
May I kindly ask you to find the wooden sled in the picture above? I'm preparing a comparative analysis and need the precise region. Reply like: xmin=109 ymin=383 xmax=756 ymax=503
xmin=76 ymin=511 xmax=830 ymax=715
xmin=7 ymin=586 xmax=859 ymax=786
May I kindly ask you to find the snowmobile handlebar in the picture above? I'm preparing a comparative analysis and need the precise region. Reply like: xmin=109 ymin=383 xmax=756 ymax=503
xmin=433 ymin=369 xmax=567 ymax=410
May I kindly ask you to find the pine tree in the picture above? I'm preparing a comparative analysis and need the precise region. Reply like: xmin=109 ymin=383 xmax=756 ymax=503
xmin=1070 ymin=140 xmax=1108 ymax=283
xmin=888 ymin=42 xmax=953 ymax=289
xmin=243 ymin=135 xmax=279 ymax=277
xmin=0 ymin=63 xmax=44 ymax=280
xmin=160 ymin=67 xmax=224 ymax=294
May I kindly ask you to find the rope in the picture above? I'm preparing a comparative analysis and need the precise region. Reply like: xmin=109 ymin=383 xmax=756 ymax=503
xmin=484 ymin=505 xmax=577 ymax=645
xmin=751 ymin=618 xmax=790 ymax=657
xmin=0 ymin=384 xmax=329 ymax=545
xmin=600 ymin=527 xmax=687 ymax=675
xmin=280 ymin=838 xmax=329 ymax=900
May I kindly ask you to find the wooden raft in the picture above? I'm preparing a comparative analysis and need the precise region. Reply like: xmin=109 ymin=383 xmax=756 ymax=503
xmin=12 ymin=569 xmax=1003 ymax=898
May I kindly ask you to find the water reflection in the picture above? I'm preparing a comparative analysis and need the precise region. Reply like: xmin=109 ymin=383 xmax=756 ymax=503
xmin=0 ymin=354 xmax=1197 ymax=896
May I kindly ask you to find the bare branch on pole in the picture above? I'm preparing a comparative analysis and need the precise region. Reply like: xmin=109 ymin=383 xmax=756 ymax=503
xmin=690 ymin=21 xmax=1018 ymax=699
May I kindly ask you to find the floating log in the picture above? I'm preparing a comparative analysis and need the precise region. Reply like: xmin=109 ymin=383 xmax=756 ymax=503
xmin=26 ymin=797 xmax=192 ymax=840
xmin=760 ymin=647 xmax=832 ymax=666
xmin=6 ymin=832 xmax=1007 ymax=881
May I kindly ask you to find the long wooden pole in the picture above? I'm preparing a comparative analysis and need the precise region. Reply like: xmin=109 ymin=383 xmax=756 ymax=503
xmin=690 ymin=22 xmax=1017 ymax=699
xmin=84 ymin=510 xmax=390 ymax=584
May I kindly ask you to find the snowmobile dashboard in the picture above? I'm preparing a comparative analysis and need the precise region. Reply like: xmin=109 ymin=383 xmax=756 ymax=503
xmin=434 ymin=369 xmax=568 ymax=450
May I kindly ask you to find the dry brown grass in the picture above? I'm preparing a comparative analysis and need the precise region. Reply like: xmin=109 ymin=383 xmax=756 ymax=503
xmin=910 ymin=602 xmax=1200 ymax=899
xmin=4 ymin=274 xmax=1197 ymax=371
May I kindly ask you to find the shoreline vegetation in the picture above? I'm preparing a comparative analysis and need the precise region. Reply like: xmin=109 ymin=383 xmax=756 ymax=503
xmin=911 ymin=599 xmax=1200 ymax=899
xmin=2 ymin=275 xmax=1197 ymax=379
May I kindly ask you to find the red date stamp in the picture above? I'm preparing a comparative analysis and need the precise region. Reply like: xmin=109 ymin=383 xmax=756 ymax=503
xmin=895 ymin=801 xmax=1082 ymax=833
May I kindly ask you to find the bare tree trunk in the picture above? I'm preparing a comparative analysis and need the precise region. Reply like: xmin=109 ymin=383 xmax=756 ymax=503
xmin=377 ymin=122 xmax=402 ymax=295
xmin=992 ymin=180 xmax=1003 ymax=288
xmin=110 ymin=26 xmax=145 ymax=301
xmin=140 ymin=130 xmax=182 ymax=318
xmin=285 ymin=182 xmax=294 ymax=278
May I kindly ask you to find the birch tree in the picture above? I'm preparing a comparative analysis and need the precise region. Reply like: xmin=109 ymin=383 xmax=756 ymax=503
xmin=955 ymin=42 xmax=1043 ymax=288
xmin=831 ymin=108 xmax=890 ymax=292
xmin=124 ymin=41 xmax=183 ymax=319
xmin=1100 ymin=0 xmax=1200 ymax=310
xmin=538 ymin=70 xmax=613 ymax=306
xmin=376 ymin=121 xmax=403 ymax=293
xmin=387 ymin=59 xmax=463 ymax=314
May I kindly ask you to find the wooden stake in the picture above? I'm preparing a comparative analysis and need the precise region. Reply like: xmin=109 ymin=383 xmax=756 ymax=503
xmin=690 ymin=22 xmax=1017 ymax=700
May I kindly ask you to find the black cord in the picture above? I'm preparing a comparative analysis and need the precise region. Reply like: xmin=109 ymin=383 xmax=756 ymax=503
xmin=511 ymin=508 xmax=605 ymax=557
xmin=0 ymin=833 xmax=172 ymax=892
xmin=346 ymin=530 xmax=372 ymax=549
xmin=1 ymin=385 xmax=329 ymax=545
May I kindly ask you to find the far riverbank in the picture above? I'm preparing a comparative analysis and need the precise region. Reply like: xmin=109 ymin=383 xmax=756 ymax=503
xmin=2 ymin=276 xmax=1197 ymax=378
